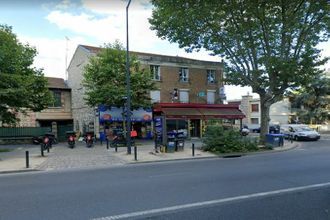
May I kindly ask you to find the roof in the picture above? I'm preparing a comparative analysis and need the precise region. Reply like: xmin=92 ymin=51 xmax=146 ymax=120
xmin=79 ymin=45 xmax=222 ymax=67
xmin=46 ymin=77 xmax=70 ymax=90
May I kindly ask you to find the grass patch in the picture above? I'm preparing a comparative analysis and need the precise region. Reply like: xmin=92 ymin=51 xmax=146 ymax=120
xmin=0 ymin=148 xmax=12 ymax=153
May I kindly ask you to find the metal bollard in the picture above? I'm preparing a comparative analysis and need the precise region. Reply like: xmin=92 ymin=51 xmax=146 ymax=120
xmin=115 ymin=145 xmax=118 ymax=152
xmin=134 ymin=146 xmax=137 ymax=161
xmin=41 ymin=145 xmax=44 ymax=157
xmin=26 ymin=151 xmax=29 ymax=168
xmin=106 ymin=139 xmax=109 ymax=149
xmin=192 ymin=143 xmax=195 ymax=157
xmin=47 ymin=146 xmax=50 ymax=153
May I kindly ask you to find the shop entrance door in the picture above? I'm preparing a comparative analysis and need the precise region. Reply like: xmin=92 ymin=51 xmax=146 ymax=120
xmin=190 ymin=119 xmax=200 ymax=138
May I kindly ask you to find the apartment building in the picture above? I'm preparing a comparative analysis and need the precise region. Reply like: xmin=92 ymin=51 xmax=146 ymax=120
xmin=228 ymin=94 xmax=291 ymax=128
xmin=67 ymin=45 xmax=244 ymax=140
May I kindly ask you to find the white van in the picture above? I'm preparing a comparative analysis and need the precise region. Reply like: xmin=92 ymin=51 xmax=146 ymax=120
xmin=280 ymin=124 xmax=320 ymax=141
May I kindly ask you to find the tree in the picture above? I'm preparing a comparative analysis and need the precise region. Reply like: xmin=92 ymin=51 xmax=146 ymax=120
xmin=0 ymin=24 xmax=52 ymax=125
xmin=290 ymin=73 xmax=330 ymax=124
xmin=149 ymin=0 xmax=330 ymax=143
xmin=82 ymin=42 xmax=156 ymax=109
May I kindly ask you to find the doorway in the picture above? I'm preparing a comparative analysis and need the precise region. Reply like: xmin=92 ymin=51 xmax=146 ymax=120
xmin=190 ymin=119 xmax=200 ymax=137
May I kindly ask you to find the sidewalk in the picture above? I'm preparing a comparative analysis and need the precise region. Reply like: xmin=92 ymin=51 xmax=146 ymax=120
xmin=0 ymin=145 xmax=47 ymax=173
xmin=0 ymin=139 xmax=299 ymax=174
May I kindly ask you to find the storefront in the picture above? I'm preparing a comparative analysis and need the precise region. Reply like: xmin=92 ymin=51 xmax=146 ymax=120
xmin=98 ymin=106 xmax=153 ymax=140
xmin=153 ymin=103 xmax=245 ymax=146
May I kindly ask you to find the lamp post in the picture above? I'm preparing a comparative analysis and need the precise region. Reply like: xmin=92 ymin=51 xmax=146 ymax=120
xmin=126 ymin=0 xmax=132 ymax=154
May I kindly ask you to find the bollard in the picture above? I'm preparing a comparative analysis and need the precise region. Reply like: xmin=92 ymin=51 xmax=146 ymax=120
xmin=115 ymin=145 xmax=118 ymax=152
xmin=106 ymin=139 xmax=109 ymax=149
xmin=40 ymin=145 xmax=44 ymax=157
xmin=47 ymin=146 xmax=50 ymax=153
xmin=134 ymin=146 xmax=137 ymax=161
xmin=192 ymin=143 xmax=195 ymax=157
xmin=26 ymin=151 xmax=29 ymax=168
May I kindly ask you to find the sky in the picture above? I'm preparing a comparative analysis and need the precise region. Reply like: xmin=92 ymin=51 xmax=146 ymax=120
xmin=1 ymin=0 xmax=329 ymax=100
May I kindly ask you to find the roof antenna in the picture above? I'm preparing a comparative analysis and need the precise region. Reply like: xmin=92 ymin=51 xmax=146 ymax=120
xmin=65 ymin=36 xmax=70 ymax=81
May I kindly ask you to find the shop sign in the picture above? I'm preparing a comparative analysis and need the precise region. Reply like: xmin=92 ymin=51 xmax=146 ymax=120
xmin=197 ymin=92 xmax=205 ymax=97
xmin=99 ymin=106 xmax=152 ymax=123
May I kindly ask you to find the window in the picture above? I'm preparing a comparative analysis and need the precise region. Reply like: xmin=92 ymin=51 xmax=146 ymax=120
xmin=251 ymin=118 xmax=259 ymax=124
xmin=179 ymin=68 xmax=189 ymax=82
xmin=49 ymin=90 xmax=61 ymax=107
xmin=251 ymin=104 xmax=259 ymax=112
xmin=207 ymin=70 xmax=216 ymax=84
xmin=207 ymin=90 xmax=216 ymax=104
xmin=150 ymin=65 xmax=160 ymax=81
xmin=150 ymin=90 xmax=160 ymax=103
xmin=179 ymin=90 xmax=189 ymax=103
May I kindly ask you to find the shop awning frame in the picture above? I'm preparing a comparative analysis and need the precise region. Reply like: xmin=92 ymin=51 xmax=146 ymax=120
xmin=153 ymin=103 xmax=245 ymax=120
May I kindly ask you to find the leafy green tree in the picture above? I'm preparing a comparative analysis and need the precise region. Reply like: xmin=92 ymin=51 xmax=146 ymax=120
xmin=82 ymin=42 xmax=156 ymax=109
xmin=149 ymin=0 xmax=330 ymax=144
xmin=290 ymin=73 xmax=330 ymax=124
xmin=0 ymin=24 xmax=52 ymax=125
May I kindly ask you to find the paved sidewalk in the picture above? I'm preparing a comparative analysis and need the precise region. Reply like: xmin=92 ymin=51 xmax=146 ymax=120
xmin=0 ymin=138 xmax=299 ymax=174
xmin=0 ymin=145 xmax=47 ymax=173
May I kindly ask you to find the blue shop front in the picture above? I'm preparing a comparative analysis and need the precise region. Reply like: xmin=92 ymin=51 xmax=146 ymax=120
xmin=98 ymin=106 xmax=153 ymax=141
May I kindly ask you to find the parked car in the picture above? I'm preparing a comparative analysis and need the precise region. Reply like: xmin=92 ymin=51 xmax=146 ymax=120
xmin=250 ymin=125 xmax=280 ymax=134
xmin=281 ymin=124 xmax=320 ymax=141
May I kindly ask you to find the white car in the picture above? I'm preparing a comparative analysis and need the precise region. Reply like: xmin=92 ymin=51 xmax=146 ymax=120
xmin=281 ymin=125 xmax=320 ymax=141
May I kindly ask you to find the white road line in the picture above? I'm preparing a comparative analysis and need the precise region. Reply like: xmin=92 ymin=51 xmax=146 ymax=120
xmin=92 ymin=181 xmax=330 ymax=220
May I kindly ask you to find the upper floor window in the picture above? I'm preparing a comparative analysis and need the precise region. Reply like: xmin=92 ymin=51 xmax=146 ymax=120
xmin=150 ymin=65 xmax=160 ymax=81
xmin=179 ymin=90 xmax=189 ymax=103
xmin=49 ymin=90 xmax=61 ymax=107
xmin=150 ymin=90 xmax=161 ymax=103
xmin=207 ymin=90 xmax=216 ymax=104
xmin=251 ymin=118 xmax=259 ymax=124
xmin=251 ymin=104 xmax=259 ymax=112
xmin=207 ymin=70 xmax=216 ymax=84
xmin=179 ymin=67 xmax=189 ymax=82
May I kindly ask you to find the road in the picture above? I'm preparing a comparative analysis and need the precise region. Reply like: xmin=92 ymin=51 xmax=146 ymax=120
xmin=0 ymin=139 xmax=330 ymax=220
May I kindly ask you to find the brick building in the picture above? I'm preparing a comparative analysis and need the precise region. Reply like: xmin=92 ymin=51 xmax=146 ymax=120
xmin=67 ymin=45 xmax=244 ymax=140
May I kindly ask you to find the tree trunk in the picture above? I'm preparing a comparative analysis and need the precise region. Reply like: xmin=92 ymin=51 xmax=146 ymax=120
xmin=259 ymin=96 xmax=271 ymax=145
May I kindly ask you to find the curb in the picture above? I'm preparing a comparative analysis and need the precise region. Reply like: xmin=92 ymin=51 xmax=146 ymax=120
xmin=126 ymin=142 xmax=300 ymax=165
xmin=0 ymin=142 xmax=300 ymax=173
xmin=0 ymin=169 xmax=41 ymax=175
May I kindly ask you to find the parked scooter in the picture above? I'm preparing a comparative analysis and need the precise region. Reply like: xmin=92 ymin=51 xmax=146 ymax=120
xmin=41 ymin=133 xmax=55 ymax=151
xmin=85 ymin=132 xmax=94 ymax=148
xmin=66 ymin=131 xmax=76 ymax=148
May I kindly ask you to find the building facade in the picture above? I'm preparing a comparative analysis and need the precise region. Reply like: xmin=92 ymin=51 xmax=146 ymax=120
xmin=15 ymin=77 xmax=73 ymax=140
xmin=67 ymin=45 xmax=244 ymax=139
xmin=228 ymin=94 xmax=292 ymax=127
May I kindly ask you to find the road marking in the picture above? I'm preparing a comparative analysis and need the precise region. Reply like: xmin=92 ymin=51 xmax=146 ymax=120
xmin=92 ymin=181 xmax=330 ymax=220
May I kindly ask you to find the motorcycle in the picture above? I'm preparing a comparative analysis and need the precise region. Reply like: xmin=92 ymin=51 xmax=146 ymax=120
xmin=41 ymin=134 xmax=54 ymax=151
xmin=68 ymin=135 xmax=75 ymax=148
xmin=66 ymin=131 xmax=76 ymax=148
xmin=85 ymin=132 xmax=94 ymax=148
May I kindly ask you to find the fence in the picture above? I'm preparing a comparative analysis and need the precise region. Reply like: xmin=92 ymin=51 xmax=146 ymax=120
xmin=0 ymin=127 xmax=51 ymax=138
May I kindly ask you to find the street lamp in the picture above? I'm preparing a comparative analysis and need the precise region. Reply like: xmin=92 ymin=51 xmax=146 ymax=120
xmin=126 ymin=0 xmax=132 ymax=154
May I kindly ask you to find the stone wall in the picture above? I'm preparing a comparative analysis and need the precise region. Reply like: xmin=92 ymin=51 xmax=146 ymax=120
xmin=67 ymin=47 xmax=95 ymax=134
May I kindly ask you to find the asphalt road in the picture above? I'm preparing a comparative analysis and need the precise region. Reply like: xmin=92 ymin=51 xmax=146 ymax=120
xmin=0 ymin=139 xmax=330 ymax=220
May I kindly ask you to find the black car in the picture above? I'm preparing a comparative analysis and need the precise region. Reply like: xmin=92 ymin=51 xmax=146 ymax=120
xmin=251 ymin=125 xmax=280 ymax=134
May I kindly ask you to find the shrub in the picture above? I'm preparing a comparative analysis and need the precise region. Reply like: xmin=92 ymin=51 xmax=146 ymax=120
xmin=202 ymin=125 xmax=258 ymax=153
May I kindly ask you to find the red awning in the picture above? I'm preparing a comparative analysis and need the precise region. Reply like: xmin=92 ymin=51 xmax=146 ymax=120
xmin=198 ymin=108 xmax=245 ymax=119
xmin=158 ymin=106 xmax=245 ymax=119
xmin=161 ymin=108 xmax=203 ymax=119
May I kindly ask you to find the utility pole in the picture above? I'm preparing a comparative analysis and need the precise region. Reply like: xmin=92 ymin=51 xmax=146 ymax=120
xmin=126 ymin=0 xmax=132 ymax=154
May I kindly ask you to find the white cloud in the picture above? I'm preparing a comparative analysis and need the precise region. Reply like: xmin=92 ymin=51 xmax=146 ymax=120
xmin=18 ymin=35 xmax=86 ymax=79
xmin=46 ymin=0 xmax=164 ymax=52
